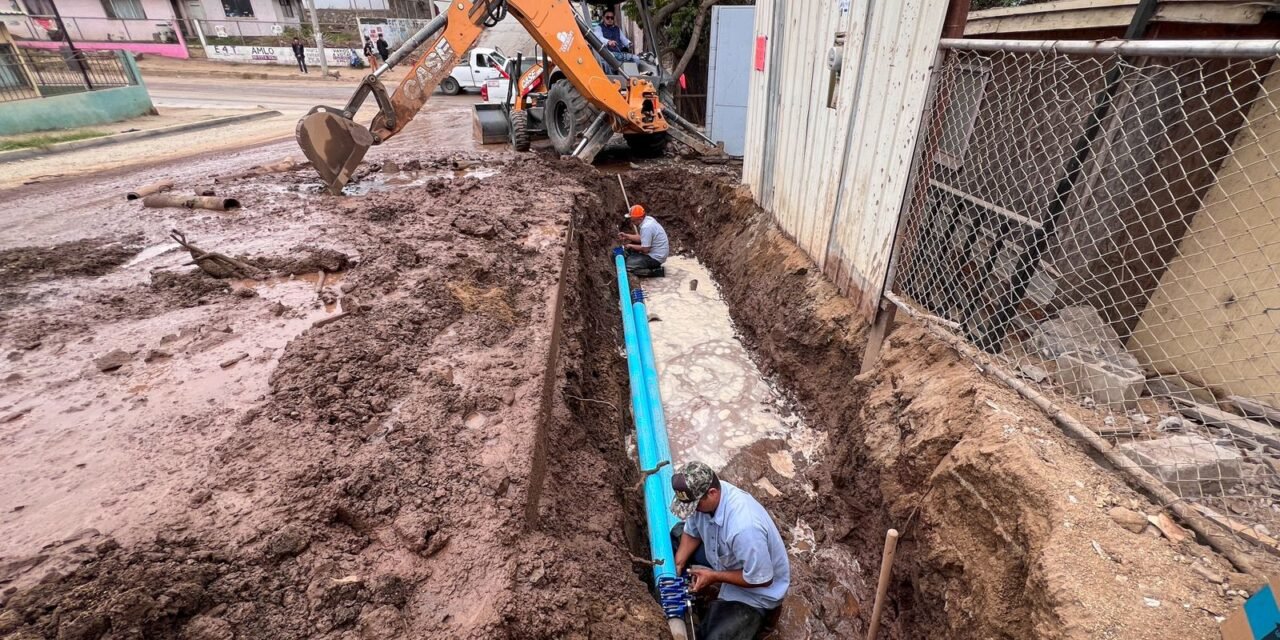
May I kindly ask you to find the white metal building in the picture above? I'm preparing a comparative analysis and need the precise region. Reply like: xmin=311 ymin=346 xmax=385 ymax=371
xmin=742 ymin=0 xmax=951 ymax=320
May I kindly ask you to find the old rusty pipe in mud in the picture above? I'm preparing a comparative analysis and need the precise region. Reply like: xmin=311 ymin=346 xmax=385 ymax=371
xmin=142 ymin=194 xmax=241 ymax=211
xmin=866 ymin=529 xmax=900 ymax=640
xmin=126 ymin=180 xmax=174 ymax=200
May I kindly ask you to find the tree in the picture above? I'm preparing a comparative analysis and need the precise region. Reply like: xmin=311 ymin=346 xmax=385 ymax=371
xmin=623 ymin=0 xmax=729 ymax=78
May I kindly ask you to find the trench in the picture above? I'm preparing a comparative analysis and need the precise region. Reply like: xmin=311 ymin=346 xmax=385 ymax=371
xmin=550 ymin=165 xmax=1067 ymax=640
xmin=556 ymin=167 xmax=890 ymax=637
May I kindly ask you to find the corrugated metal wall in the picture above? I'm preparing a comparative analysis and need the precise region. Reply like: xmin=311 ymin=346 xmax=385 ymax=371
xmin=743 ymin=0 xmax=950 ymax=320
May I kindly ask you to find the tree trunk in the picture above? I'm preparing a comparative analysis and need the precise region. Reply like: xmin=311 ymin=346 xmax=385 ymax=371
xmin=671 ymin=0 xmax=717 ymax=80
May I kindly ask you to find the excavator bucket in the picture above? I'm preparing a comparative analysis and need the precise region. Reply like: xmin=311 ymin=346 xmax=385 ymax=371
xmin=296 ymin=107 xmax=375 ymax=195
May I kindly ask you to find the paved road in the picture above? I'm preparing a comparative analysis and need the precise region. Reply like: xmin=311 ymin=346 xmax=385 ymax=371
xmin=147 ymin=78 xmax=361 ymax=113
xmin=147 ymin=78 xmax=478 ymax=117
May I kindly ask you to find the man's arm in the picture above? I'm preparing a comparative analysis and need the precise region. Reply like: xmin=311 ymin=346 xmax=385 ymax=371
xmin=617 ymin=231 xmax=640 ymax=243
xmin=688 ymin=528 xmax=776 ymax=592
xmin=689 ymin=568 xmax=771 ymax=591
xmin=619 ymin=30 xmax=632 ymax=52
xmin=674 ymin=531 xmax=701 ymax=576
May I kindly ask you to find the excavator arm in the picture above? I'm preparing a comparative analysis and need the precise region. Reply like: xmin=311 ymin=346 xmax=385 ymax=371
xmin=296 ymin=0 xmax=717 ymax=194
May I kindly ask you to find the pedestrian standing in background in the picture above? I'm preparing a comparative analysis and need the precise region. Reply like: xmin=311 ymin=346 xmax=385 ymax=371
xmin=363 ymin=36 xmax=379 ymax=69
xmin=376 ymin=34 xmax=390 ymax=64
xmin=291 ymin=37 xmax=307 ymax=74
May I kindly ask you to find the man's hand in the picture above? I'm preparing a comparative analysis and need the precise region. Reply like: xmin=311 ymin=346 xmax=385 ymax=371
xmin=608 ymin=39 xmax=619 ymax=48
xmin=688 ymin=567 xmax=719 ymax=592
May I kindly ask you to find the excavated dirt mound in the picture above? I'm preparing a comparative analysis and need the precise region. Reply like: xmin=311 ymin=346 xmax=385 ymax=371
xmin=0 ymin=156 xmax=667 ymax=640
xmin=0 ymin=235 xmax=143 ymax=291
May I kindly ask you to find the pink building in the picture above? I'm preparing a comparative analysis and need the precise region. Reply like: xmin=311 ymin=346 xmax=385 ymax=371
xmin=1 ymin=0 xmax=304 ymax=58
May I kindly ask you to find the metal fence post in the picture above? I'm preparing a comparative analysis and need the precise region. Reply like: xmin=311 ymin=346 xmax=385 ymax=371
xmin=193 ymin=18 xmax=208 ymax=49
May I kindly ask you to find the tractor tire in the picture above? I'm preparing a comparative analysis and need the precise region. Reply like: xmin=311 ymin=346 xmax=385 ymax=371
xmin=624 ymin=131 xmax=670 ymax=158
xmin=546 ymin=79 xmax=597 ymax=156
xmin=510 ymin=109 xmax=531 ymax=152
xmin=440 ymin=76 xmax=461 ymax=96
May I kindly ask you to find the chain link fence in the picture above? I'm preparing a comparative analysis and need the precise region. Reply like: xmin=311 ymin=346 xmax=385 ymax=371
xmin=891 ymin=39 xmax=1280 ymax=555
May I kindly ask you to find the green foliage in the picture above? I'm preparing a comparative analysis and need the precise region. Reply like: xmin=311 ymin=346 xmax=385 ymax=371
xmin=0 ymin=130 xmax=107 ymax=151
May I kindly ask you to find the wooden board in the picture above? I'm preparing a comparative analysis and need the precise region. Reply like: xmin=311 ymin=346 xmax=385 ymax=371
xmin=1194 ymin=503 xmax=1280 ymax=554
xmin=1228 ymin=395 xmax=1280 ymax=426
xmin=1174 ymin=398 xmax=1280 ymax=451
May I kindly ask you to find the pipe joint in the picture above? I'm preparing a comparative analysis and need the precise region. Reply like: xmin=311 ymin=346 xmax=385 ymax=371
xmin=613 ymin=247 xmax=625 ymax=257
xmin=632 ymin=289 xmax=646 ymax=303
xmin=658 ymin=575 xmax=690 ymax=618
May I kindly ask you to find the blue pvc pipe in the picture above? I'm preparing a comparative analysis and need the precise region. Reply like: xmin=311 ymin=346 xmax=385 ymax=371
xmin=631 ymin=290 xmax=677 ymax=528
xmin=614 ymin=250 xmax=677 ymax=585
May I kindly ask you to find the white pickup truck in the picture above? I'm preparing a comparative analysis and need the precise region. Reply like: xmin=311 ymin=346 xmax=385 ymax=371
xmin=439 ymin=47 xmax=506 ymax=95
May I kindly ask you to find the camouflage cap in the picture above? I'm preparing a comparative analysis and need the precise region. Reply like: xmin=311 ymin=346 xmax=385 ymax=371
xmin=670 ymin=461 xmax=717 ymax=521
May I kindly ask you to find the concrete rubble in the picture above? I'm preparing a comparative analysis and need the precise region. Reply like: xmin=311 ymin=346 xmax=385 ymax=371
xmin=1118 ymin=434 xmax=1244 ymax=496
xmin=1032 ymin=306 xmax=1144 ymax=409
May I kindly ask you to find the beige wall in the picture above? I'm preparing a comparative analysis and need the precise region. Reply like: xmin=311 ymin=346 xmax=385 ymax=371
xmin=1129 ymin=69 xmax=1280 ymax=407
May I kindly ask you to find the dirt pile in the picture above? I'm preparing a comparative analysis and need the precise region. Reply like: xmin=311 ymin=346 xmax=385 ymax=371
xmin=0 ymin=235 xmax=144 ymax=291
xmin=0 ymin=155 xmax=668 ymax=640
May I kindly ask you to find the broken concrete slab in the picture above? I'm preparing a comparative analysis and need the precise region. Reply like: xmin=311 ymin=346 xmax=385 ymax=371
xmin=1032 ymin=305 xmax=1140 ymax=371
xmin=1118 ymin=435 xmax=1243 ymax=496
xmin=1053 ymin=352 xmax=1144 ymax=411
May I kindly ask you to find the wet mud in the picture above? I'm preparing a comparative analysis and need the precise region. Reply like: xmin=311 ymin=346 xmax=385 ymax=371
xmin=0 ymin=235 xmax=145 ymax=291
xmin=0 ymin=155 xmax=667 ymax=639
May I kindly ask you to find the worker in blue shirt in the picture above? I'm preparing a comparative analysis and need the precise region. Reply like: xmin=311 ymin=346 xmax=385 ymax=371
xmin=592 ymin=9 xmax=637 ymax=62
xmin=671 ymin=461 xmax=790 ymax=640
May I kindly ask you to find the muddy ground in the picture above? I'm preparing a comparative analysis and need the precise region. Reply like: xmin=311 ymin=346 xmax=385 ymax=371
xmin=0 ymin=144 xmax=1273 ymax=640
xmin=0 ymin=151 xmax=670 ymax=639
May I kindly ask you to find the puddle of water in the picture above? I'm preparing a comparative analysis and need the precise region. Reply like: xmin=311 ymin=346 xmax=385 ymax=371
xmin=340 ymin=167 xmax=498 ymax=197
xmin=640 ymin=256 xmax=819 ymax=471
xmin=233 ymin=271 xmax=345 ymax=313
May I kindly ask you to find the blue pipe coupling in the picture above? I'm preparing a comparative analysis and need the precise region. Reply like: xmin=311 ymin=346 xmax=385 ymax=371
xmin=657 ymin=575 xmax=690 ymax=618
xmin=613 ymin=246 xmax=624 ymax=257
xmin=632 ymin=289 xmax=646 ymax=303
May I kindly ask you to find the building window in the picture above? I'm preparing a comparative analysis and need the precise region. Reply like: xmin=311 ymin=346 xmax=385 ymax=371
xmin=935 ymin=63 xmax=989 ymax=170
xmin=279 ymin=0 xmax=294 ymax=18
xmin=222 ymin=0 xmax=255 ymax=18
xmin=22 ymin=0 xmax=55 ymax=15
xmin=101 ymin=0 xmax=146 ymax=19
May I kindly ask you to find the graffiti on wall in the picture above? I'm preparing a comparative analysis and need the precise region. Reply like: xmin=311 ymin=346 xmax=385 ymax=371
xmin=207 ymin=45 xmax=359 ymax=67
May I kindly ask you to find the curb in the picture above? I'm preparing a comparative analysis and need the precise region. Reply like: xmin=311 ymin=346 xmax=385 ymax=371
xmin=0 ymin=110 xmax=285 ymax=164
xmin=142 ymin=68 xmax=332 ymax=82
xmin=140 ymin=67 xmax=361 ymax=83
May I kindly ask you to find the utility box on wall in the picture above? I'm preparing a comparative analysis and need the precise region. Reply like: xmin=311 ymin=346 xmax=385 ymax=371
xmin=705 ymin=5 xmax=754 ymax=158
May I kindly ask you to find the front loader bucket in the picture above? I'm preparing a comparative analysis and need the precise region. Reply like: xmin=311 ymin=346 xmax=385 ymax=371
xmin=296 ymin=107 xmax=375 ymax=195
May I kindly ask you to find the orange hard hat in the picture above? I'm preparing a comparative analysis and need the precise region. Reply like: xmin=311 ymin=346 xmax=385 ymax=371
xmin=629 ymin=204 xmax=646 ymax=219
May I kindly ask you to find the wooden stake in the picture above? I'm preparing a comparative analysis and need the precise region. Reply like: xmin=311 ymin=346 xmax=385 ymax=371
xmin=866 ymin=529 xmax=900 ymax=640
